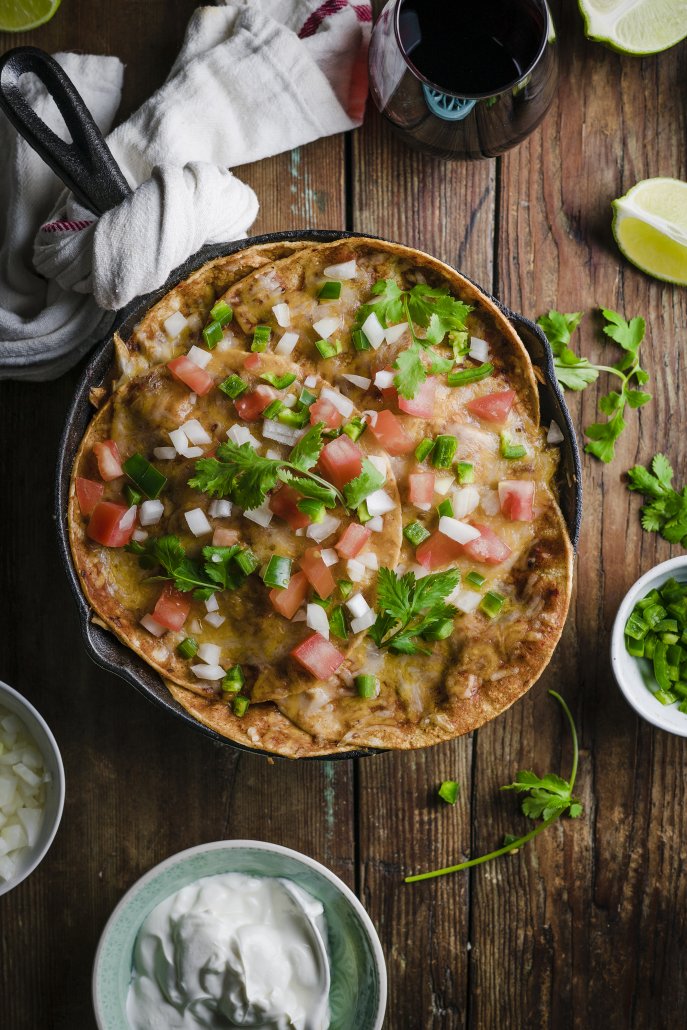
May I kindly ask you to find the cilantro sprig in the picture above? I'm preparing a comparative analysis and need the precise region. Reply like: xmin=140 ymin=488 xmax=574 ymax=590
xmin=627 ymin=453 xmax=687 ymax=546
xmin=368 ymin=567 xmax=460 ymax=655
xmin=355 ymin=279 xmax=472 ymax=400
xmin=405 ymin=691 xmax=582 ymax=882
xmin=128 ymin=535 xmax=251 ymax=601
xmin=537 ymin=308 xmax=651 ymax=463
xmin=342 ymin=458 xmax=385 ymax=510
xmin=188 ymin=422 xmax=344 ymax=510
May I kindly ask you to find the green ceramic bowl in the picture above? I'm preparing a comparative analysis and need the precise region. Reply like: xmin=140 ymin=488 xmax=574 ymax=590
xmin=93 ymin=839 xmax=387 ymax=1029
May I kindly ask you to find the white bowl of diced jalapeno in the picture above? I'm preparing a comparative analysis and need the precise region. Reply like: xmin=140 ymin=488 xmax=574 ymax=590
xmin=611 ymin=556 xmax=687 ymax=736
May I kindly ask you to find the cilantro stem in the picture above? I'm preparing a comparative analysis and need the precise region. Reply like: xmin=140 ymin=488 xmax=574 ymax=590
xmin=402 ymin=294 xmax=420 ymax=347
xmin=404 ymin=689 xmax=580 ymax=884
xmin=283 ymin=462 xmax=346 ymax=508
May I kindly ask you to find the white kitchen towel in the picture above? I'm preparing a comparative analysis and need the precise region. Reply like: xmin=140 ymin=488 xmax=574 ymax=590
xmin=0 ymin=0 xmax=372 ymax=381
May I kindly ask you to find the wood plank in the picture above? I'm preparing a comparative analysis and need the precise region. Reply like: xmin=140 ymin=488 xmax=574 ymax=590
xmin=469 ymin=2 xmax=687 ymax=1028
xmin=0 ymin=6 xmax=352 ymax=1028
xmin=353 ymin=97 xmax=497 ymax=1027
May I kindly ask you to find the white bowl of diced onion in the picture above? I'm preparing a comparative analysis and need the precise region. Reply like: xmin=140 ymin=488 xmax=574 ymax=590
xmin=0 ymin=680 xmax=65 ymax=895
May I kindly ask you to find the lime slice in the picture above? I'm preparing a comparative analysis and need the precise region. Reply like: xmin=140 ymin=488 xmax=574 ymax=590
xmin=578 ymin=0 xmax=687 ymax=54
xmin=0 ymin=0 xmax=62 ymax=32
xmin=612 ymin=178 xmax=687 ymax=287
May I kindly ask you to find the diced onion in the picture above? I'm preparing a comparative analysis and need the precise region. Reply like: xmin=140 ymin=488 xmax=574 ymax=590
xmin=367 ymin=515 xmax=383 ymax=532
xmin=169 ymin=428 xmax=189 ymax=454
xmin=185 ymin=508 xmax=212 ymax=537
xmin=244 ymin=502 xmax=273 ymax=528
xmin=361 ymin=409 xmax=378 ymax=426
xmin=140 ymin=614 xmax=166 ymax=637
xmin=346 ymin=558 xmax=366 ymax=582
xmin=452 ymin=589 xmax=481 ymax=614
xmin=438 ymin=516 xmax=481 ymax=544
xmin=262 ymin=419 xmax=301 ymax=446
xmin=139 ymin=499 xmax=164 ymax=526
xmin=359 ymin=552 xmax=379 ymax=570
xmin=313 ymin=317 xmax=341 ymax=340
xmin=480 ymin=489 xmax=500 ymax=515
xmin=374 ymin=370 xmax=395 ymax=390
xmin=282 ymin=394 xmax=297 ymax=408
xmin=320 ymin=548 xmax=339 ymax=567
xmin=361 ymin=312 xmax=385 ymax=350
xmin=205 ymin=612 xmax=226 ymax=628
xmin=0 ymin=708 xmax=48 ymax=883
xmin=451 ymin=486 xmax=480 ymax=519
xmin=306 ymin=515 xmax=340 ymax=542
xmin=198 ymin=643 xmax=221 ymax=665
xmin=189 ymin=392 xmax=198 ymax=404
xmin=227 ymin=425 xmax=260 ymax=448
xmin=208 ymin=499 xmax=232 ymax=518
xmin=407 ymin=562 xmax=430 ymax=580
xmin=306 ymin=603 xmax=330 ymax=640
xmin=346 ymin=592 xmax=370 ymax=619
xmin=205 ymin=593 xmax=219 ymax=613
xmin=182 ymin=446 xmax=203 ymax=459
xmin=275 ymin=331 xmax=299 ymax=355
xmin=320 ymin=387 xmax=354 ymax=418
xmin=367 ymin=455 xmax=387 ymax=481
xmin=272 ymin=302 xmax=291 ymax=327
xmin=323 ymin=259 xmax=357 ymax=279
xmin=342 ymin=373 xmax=371 ymax=390
xmin=265 ymin=448 xmax=283 ymax=460
xmin=153 ymin=447 xmax=177 ymax=460
xmin=163 ymin=311 xmax=188 ymax=339
xmin=469 ymin=336 xmax=489 ymax=362
xmin=548 ymin=420 xmax=565 ymax=444
xmin=304 ymin=375 xmax=318 ymax=388
xmin=434 ymin=477 xmax=454 ymax=496
xmin=181 ymin=419 xmax=212 ymax=445
xmin=365 ymin=490 xmax=395 ymax=516
xmin=384 ymin=322 xmax=408 ymax=344
xmin=415 ymin=502 xmax=431 ymax=512
xmin=351 ymin=609 xmax=376 ymax=634
xmin=119 ymin=505 xmax=137 ymax=531
xmin=191 ymin=664 xmax=225 ymax=681
xmin=187 ymin=345 xmax=212 ymax=369
xmin=132 ymin=529 xmax=148 ymax=543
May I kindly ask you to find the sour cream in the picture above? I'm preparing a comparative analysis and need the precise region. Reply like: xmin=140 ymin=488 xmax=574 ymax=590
xmin=126 ymin=872 xmax=330 ymax=1030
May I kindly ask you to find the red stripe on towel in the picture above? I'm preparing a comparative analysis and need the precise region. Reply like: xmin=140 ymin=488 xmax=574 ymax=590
xmin=40 ymin=219 xmax=93 ymax=233
xmin=298 ymin=0 xmax=350 ymax=39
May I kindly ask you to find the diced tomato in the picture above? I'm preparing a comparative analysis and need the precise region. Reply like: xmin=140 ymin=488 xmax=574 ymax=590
xmin=408 ymin=471 xmax=435 ymax=506
xmin=152 ymin=584 xmax=191 ymax=632
xmin=300 ymin=547 xmax=337 ymax=599
xmin=398 ymin=377 xmax=437 ymax=418
xmin=415 ymin=530 xmax=464 ymax=570
xmin=270 ymin=571 xmax=309 ymax=619
xmin=291 ymin=632 xmax=345 ymax=680
xmin=167 ymin=356 xmax=214 ymax=396
xmin=310 ymin=397 xmax=343 ymax=430
xmin=466 ymin=389 xmax=515 ymax=424
xmin=335 ymin=523 xmax=372 ymax=559
xmin=75 ymin=477 xmax=104 ymax=516
xmin=244 ymin=353 xmax=261 ymax=370
xmin=269 ymin=484 xmax=311 ymax=530
xmin=93 ymin=440 xmax=123 ymax=482
xmin=86 ymin=501 xmax=137 ymax=548
xmin=212 ymin=527 xmax=239 ymax=547
xmin=462 ymin=523 xmax=512 ymax=564
xmin=498 ymin=480 xmax=535 ymax=522
xmin=234 ymin=385 xmax=276 ymax=421
xmin=318 ymin=436 xmax=363 ymax=490
xmin=368 ymin=409 xmax=415 ymax=456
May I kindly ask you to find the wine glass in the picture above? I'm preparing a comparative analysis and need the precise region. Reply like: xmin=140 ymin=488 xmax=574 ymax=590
xmin=368 ymin=0 xmax=558 ymax=160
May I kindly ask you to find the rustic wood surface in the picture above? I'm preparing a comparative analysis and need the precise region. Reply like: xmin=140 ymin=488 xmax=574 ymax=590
xmin=1 ymin=2 xmax=686 ymax=1028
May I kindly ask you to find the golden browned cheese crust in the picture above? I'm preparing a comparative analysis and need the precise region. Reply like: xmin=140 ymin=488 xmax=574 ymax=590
xmin=68 ymin=237 xmax=573 ymax=757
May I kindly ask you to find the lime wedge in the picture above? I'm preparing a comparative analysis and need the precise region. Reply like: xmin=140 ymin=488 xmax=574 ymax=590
xmin=0 ymin=0 xmax=62 ymax=32
xmin=578 ymin=0 xmax=687 ymax=54
xmin=612 ymin=178 xmax=687 ymax=287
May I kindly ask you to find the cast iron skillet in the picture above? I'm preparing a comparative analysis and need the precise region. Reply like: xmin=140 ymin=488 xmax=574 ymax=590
xmin=0 ymin=47 xmax=582 ymax=760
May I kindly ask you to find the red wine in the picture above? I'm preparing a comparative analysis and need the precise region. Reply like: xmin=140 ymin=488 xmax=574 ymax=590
xmin=398 ymin=0 xmax=546 ymax=96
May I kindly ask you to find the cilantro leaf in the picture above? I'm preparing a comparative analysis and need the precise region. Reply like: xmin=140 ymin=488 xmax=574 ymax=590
xmin=342 ymin=459 xmax=385 ymax=509
xmin=404 ymin=691 xmax=582 ymax=884
xmin=627 ymin=454 xmax=687 ymax=547
xmin=353 ymin=278 xmax=404 ymax=329
xmin=128 ymin=534 xmax=224 ymax=599
xmin=601 ymin=309 xmax=645 ymax=352
xmin=537 ymin=310 xmax=584 ymax=350
xmin=188 ymin=422 xmax=344 ymax=510
xmin=438 ymin=780 xmax=460 ymax=805
xmin=370 ymin=567 xmax=460 ymax=655
xmin=201 ymin=545 xmax=245 ymax=593
xmin=393 ymin=343 xmax=426 ymax=400
xmin=584 ymin=411 xmax=626 ymax=464
xmin=407 ymin=284 xmax=472 ymax=344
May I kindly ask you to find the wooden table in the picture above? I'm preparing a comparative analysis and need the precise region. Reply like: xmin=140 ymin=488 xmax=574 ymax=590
xmin=1 ymin=4 xmax=686 ymax=1027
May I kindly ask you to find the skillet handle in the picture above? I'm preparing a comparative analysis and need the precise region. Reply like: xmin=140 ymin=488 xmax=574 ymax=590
xmin=0 ymin=45 xmax=131 ymax=216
